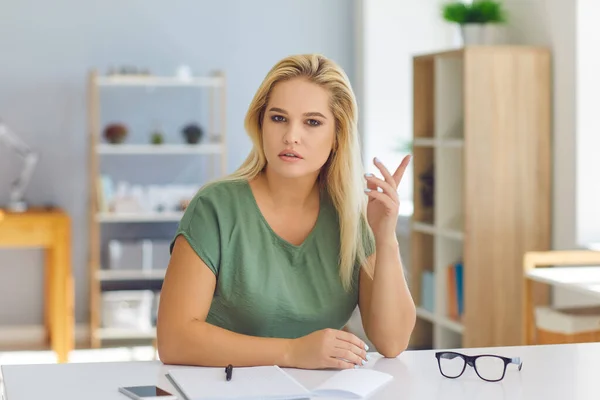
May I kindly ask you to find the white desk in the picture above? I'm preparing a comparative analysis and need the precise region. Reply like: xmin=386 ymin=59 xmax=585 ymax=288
xmin=526 ymin=266 xmax=600 ymax=299
xmin=2 ymin=343 xmax=600 ymax=400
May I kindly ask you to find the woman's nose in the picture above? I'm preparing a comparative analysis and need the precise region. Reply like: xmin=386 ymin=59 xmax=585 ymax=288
xmin=283 ymin=124 xmax=301 ymax=144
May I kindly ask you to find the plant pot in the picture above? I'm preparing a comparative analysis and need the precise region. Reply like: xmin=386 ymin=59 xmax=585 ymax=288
xmin=460 ymin=23 xmax=507 ymax=46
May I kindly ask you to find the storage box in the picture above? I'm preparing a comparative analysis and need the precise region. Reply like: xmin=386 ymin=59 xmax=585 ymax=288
xmin=102 ymin=290 xmax=154 ymax=331
xmin=107 ymin=239 xmax=171 ymax=271
xmin=150 ymin=240 xmax=171 ymax=270
xmin=107 ymin=240 xmax=150 ymax=270
xmin=535 ymin=306 xmax=600 ymax=344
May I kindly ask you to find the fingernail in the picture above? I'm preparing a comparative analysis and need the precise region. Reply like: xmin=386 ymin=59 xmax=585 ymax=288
xmin=364 ymin=188 xmax=371 ymax=193
xmin=354 ymin=365 xmax=360 ymax=369
xmin=365 ymin=343 xmax=370 ymax=351
xmin=361 ymin=359 xmax=366 ymax=365
xmin=374 ymin=157 xmax=380 ymax=164
xmin=364 ymin=173 xmax=373 ymax=177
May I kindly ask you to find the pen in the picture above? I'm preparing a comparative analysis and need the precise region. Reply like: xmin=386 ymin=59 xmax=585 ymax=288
xmin=225 ymin=364 xmax=233 ymax=381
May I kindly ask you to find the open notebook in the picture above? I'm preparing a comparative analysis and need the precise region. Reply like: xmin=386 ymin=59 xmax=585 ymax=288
xmin=166 ymin=365 xmax=392 ymax=400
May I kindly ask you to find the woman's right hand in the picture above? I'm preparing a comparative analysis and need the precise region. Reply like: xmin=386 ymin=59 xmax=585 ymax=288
xmin=286 ymin=328 xmax=369 ymax=369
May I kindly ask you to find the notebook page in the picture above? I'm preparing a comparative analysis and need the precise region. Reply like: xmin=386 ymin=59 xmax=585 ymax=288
xmin=167 ymin=365 xmax=311 ymax=400
xmin=312 ymin=369 xmax=393 ymax=398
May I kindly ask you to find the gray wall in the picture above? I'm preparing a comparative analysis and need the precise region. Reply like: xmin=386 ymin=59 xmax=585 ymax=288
xmin=0 ymin=0 xmax=357 ymax=325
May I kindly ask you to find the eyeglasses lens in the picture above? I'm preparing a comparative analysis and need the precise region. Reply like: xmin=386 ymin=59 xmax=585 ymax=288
xmin=474 ymin=356 xmax=505 ymax=381
xmin=438 ymin=354 xmax=465 ymax=378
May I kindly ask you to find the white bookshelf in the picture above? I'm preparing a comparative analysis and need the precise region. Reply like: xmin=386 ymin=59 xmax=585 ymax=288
xmin=96 ymin=75 xmax=223 ymax=88
xmin=87 ymin=69 xmax=227 ymax=347
xmin=97 ymin=269 xmax=167 ymax=281
xmin=95 ymin=327 xmax=157 ymax=341
xmin=97 ymin=143 xmax=223 ymax=155
xmin=95 ymin=211 xmax=184 ymax=223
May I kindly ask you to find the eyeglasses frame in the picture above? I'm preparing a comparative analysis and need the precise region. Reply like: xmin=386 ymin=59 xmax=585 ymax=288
xmin=434 ymin=351 xmax=523 ymax=382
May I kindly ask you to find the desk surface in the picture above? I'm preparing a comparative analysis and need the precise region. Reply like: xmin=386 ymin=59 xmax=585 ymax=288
xmin=526 ymin=266 xmax=600 ymax=299
xmin=2 ymin=343 xmax=600 ymax=400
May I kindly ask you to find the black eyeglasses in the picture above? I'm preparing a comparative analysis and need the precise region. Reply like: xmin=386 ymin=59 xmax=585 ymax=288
xmin=435 ymin=351 xmax=523 ymax=382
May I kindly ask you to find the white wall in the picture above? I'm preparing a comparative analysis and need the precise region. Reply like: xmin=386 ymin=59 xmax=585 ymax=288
xmin=576 ymin=0 xmax=600 ymax=247
xmin=358 ymin=0 xmax=455 ymax=214
xmin=501 ymin=0 xmax=577 ymax=253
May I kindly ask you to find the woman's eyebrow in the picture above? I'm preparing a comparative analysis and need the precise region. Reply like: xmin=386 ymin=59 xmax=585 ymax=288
xmin=268 ymin=107 xmax=327 ymax=119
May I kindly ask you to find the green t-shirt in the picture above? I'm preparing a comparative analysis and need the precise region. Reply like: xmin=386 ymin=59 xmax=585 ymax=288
xmin=170 ymin=178 xmax=373 ymax=339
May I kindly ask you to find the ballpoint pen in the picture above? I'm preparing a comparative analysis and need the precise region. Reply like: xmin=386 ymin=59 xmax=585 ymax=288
xmin=225 ymin=364 xmax=233 ymax=381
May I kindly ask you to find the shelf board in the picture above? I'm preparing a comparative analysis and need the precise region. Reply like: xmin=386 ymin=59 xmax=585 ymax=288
xmin=97 ymin=269 xmax=167 ymax=281
xmin=96 ymin=212 xmax=183 ymax=223
xmin=416 ymin=307 xmax=464 ymax=333
xmin=96 ymin=75 xmax=223 ymax=87
xmin=412 ymin=222 xmax=464 ymax=240
xmin=413 ymin=138 xmax=436 ymax=147
xmin=95 ymin=327 xmax=156 ymax=340
xmin=413 ymin=138 xmax=464 ymax=148
xmin=412 ymin=221 xmax=436 ymax=235
xmin=97 ymin=143 xmax=223 ymax=155
xmin=416 ymin=307 xmax=436 ymax=323
xmin=438 ymin=316 xmax=464 ymax=334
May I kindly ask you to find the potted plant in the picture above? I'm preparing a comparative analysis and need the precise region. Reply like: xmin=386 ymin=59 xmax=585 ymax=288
xmin=442 ymin=0 xmax=508 ymax=45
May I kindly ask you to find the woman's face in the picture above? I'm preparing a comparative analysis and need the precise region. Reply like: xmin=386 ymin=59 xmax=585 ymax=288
xmin=261 ymin=77 xmax=335 ymax=180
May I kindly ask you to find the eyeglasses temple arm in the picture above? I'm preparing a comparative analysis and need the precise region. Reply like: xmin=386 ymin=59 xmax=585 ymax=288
xmin=511 ymin=357 xmax=523 ymax=371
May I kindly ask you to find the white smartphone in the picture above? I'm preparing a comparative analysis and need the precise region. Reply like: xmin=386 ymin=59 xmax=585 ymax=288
xmin=118 ymin=385 xmax=177 ymax=400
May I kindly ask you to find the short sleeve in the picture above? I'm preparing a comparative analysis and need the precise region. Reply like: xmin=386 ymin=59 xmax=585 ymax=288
xmin=360 ymin=215 xmax=376 ymax=259
xmin=170 ymin=194 xmax=221 ymax=276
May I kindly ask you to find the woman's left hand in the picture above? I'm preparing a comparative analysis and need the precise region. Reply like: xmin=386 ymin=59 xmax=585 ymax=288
xmin=364 ymin=155 xmax=411 ymax=243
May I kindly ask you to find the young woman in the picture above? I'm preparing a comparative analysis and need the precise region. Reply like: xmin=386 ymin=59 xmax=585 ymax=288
xmin=156 ymin=54 xmax=416 ymax=370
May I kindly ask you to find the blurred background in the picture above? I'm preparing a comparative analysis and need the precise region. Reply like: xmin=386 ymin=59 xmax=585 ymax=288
xmin=1 ymin=0 xmax=599 ymax=365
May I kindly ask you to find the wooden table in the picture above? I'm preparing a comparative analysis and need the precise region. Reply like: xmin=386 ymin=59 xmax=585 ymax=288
xmin=522 ymin=250 xmax=600 ymax=345
xmin=0 ymin=208 xmax=73 ymax=363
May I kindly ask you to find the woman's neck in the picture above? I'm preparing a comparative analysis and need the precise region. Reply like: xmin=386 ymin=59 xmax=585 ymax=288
xmin=260 ymin=166 xmax=320 ymax=210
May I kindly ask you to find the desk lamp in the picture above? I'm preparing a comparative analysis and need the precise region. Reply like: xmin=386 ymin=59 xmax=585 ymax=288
xmin=0 ymin=120 xmax=39 ymax=212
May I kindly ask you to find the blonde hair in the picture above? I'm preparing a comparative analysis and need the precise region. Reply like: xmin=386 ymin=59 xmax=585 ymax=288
xmin=217 ymin=54 xmax=373 ymax=290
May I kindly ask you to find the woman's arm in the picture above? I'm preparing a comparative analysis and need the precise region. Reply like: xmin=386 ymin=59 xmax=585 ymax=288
xmin=359 ymin=155 xmax=416 ymax=358
xmin=157 ymin=236 xmax=293 ymax=367
xmin=157 ymin=236 xmax=368 ymax=368
xmin=357 ymin=237 xmax=416 ymax=358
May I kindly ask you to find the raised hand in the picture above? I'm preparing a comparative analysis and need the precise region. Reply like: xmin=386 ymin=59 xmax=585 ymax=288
xmin=286 ymin=328 xmax=368 ymax=369
xmin=364 ymin=155 xmax=411 ymax=242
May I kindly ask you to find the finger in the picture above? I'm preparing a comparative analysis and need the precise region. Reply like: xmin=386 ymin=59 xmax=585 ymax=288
xmin=364 ymin=174 xmax=398 ymax=201
xmin=331 ymin=348 xmax=366 ymax=367
xmin=373 ymin=157 xmax=397 ymax=189
xmin=392 ymin=155 xmax=412 ymax=185
xmin=334 ymin=339 xmax=368 ymax=362
xmin=327 ymin=356 xmax=356 ymax=370
xmin=366 ymin=176 xmax=378 ymax=192
xmin=335 ymin=330 xmax=368 ymax=353
xmin=364 ymin=188 xmax=397 ymax=211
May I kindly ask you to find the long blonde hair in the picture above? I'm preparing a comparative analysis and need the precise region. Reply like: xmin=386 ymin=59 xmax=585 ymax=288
xmin=217 ymin=54 xmax=373 ymax=290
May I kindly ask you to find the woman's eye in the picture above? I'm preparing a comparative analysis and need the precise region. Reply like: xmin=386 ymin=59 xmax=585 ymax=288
xmin=306 ymin=119 xmax=321 ymax=127
xmin=271 ymin=115 xmax=286 ymax=122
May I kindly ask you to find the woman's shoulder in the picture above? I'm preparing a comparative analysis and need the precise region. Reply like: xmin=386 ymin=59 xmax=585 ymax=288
xmin=193 ymin=178 xmax=248 ymax=203
xmin=181 ymin=178 xmax=249 ymax=222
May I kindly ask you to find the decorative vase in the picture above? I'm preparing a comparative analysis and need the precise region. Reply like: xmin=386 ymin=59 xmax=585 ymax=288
xmin=460 ymin=23 xmax=507 ymax=45
xmin=103 ymin=123 xmax=128 ymax=144
xmin=182 ymin=123 xmax=204 ymax=144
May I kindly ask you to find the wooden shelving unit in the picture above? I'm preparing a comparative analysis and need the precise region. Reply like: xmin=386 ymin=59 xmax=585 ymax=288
xmin=409 ymin=46 xmax=551 ymax=350
xmin=86 ymin=71 xmax=227 ymax=348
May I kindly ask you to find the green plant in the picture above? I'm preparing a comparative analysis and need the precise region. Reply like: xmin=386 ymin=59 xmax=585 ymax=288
xmin=442 ymin=1 xmax=507 ymax=24
xmin=150 ymin=131 xmax=164 ymax=144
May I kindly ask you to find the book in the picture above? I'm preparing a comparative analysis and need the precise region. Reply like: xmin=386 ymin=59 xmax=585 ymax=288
xmin=166 ymin=365 xmax=393 ymax=400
